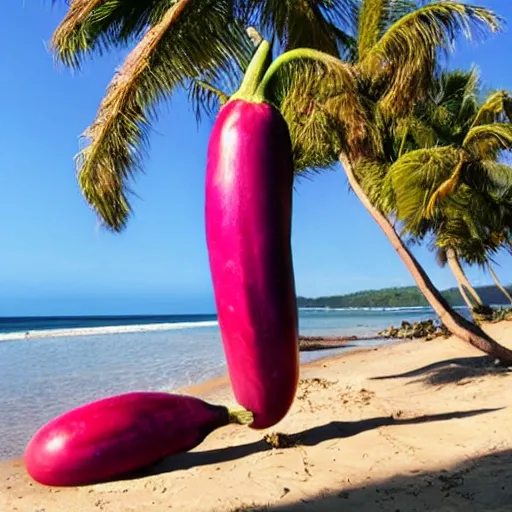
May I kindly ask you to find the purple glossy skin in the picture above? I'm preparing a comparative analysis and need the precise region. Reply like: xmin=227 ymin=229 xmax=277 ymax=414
xmin=24 ymin=392 xmax=229 ymax=486
xmin=205 ymin=99 xmax=299 ymax=429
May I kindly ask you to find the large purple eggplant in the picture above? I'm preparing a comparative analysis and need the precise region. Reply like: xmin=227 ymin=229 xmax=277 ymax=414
xmin=205 ymin=41 xmax=299 ymax=430
xmin=24 ymin=392 xmax=252 ymax=486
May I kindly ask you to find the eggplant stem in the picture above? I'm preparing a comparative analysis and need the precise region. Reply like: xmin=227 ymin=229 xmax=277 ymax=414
xmin=246 ymin=26 xmax=263 ymax=47
xmin=230 ymin=40 xmax=271 ymax=102
xmin=228 ymin=408 xmax=254 ymax=425
xmin=254 ymin=47 xmax=340 ymax=103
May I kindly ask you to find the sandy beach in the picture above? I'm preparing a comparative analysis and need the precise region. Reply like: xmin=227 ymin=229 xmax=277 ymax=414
xmin=1 ymin=321 xmax=511 ymax=511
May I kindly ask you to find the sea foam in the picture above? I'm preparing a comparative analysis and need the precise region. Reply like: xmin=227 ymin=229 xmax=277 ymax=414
xmin=0 ymin=320 xmax=219 ymax=342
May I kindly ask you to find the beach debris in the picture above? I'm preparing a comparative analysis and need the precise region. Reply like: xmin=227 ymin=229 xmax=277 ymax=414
xmin=340 ymin=386 xmax=375 ymax=406
xmin=471 ymin=304 xmax=495 ymax=323
xmin=378 ymin=319 xmax=450 ymax=340
xmin=298 ymin=335 xmax=359 ymax=351
xmin=263 ymin=432 xmax=298 ymax=449
xmin=485 ymin=307 xmax=512 ymax=323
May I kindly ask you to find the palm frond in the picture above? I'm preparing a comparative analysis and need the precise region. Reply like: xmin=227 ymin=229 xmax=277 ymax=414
xmin=388 ymin=146 xmax=460 ymax=228
xmin=395 ymin=115 xmax=438 ymax=152
xmin=425 ymin=150 xmax=465 ymax=217
xmin=428 ymin=180 xmax=512 ymax=266
xmin=436 ymin=68 xmax=479 ymax=127
xmin=464 ymin=160 xmax=512 ymax=195
xmin=186 ymin=31 xmax=254 ymax=121
xmin=325 ymin=22 xmax=359 ymax=62
xmin=463 ymin=123 xmax=512 ymax=157
xmin=456 ymin=67 xmax=481 ymax=129
xmin=76 ymin=0 xmax=251 ymax=231
xmin=357 ymin=0 xmax=417 ymax=60
xmin=357 ymin=0 xmax=391 ymax=60
xmin=241 ymin=0 xmax=359 ymax=55
xmin=428 ymin=126 xmax=512 ymax=218
xmin=355 ymin=157 xmax=396 ymax=213
xmin=471 ymin=90 xmax=512 ymax=127
xmin=386 ymin=0 xmax=420 ymax=26
xmin=272 ymin=57 xmax=371 ymax=172
xmin=187 ymin=80 xmax=229 ymax=122
xmin=51 ymin=0 xmax=179 ymax=67
xmin=359 ymin=2 xmax=502 ymax=116
xmin=408 ymin=68 xmax=480 ymax=148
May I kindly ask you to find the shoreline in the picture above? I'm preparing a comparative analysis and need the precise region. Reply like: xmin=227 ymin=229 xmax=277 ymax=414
xmin=0 ymin=305 xmax=473 ymax=342
xmin=0 ymin=336 xmax=402 ymax=464
xmin=174 ymin=337 xmax=400 ymax=401
xmin=0 ymin=316 xmax=478 ymax=463
xmin=0 ymin=331 xmax=405 ymax=461
xmin=2 ymin=320 xmax=511 ymax=511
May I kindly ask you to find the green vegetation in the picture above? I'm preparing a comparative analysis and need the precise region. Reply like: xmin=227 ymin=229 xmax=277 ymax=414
xmin=297 ymin=284 xmax=512 ymax=309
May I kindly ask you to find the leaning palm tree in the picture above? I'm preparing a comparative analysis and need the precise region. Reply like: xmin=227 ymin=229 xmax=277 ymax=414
xmin=435 ymin=202 xmax=512 ymax=312
xmin=241 ymin=3 xmax=512 ymax=358
xmin=438 ymin=243 xmax=492 ymax=312
xmin=443 ymin=247 xmax=486 ymax=309
xmin=487 ymin=259 xmax=512 ymax=303
xmin=432 ymin=218 xmax=505 ymax=314
xmin=384 ymin=68 xmax=512 ymax=315
xmin=277 ymin=2 xmax=512 ymax=361
xmin=438 ymin=248 xmax=476 ymax=310
xmin=51 ymin=0 xmax=512 ymax=362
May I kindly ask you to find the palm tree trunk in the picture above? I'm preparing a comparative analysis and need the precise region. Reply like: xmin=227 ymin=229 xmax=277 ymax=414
xmin=445 ymin=247 xmax=484 ymax=307
xmin=340 ymin=153 xmax=512 ymax=364
xmin=488 ymin=263 xmax=512 ymax=304
xmin=456 ymin=280 xmax=475 ymax=310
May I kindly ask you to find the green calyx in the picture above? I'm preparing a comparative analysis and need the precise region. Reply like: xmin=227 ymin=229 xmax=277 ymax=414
xmin=230 ymin=40 xmax=273 ymax=103
xmin=255 ymin=48 xmax=340 ymax=102
xmin=231 ymin=40 xmax=340 ymax=105
xmin=228 ymin=408 xmax=254 ymax=425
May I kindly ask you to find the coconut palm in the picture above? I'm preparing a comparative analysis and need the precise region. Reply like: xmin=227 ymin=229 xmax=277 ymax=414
xmin=438 ymin=243 xmax=493 ymax=312
xmin=488 ymin=263 xmax=512 ymax=303
xmin=274 ymin=3 xmax=512 ymax=360
xmin=444 ymin=248 xmax=486 ymax=310
xmin=434 ymin=199 xmax=512 ymax=312
xmin=383 ymin=69 xmax=512 ymax=315
xmin=446 ymin=201 xmax=512 ymax=306
xmin=50 ymin=0 xmax=360 ymax=229
xmin=405 ymin=181 xmax=512 ymax=314
xmin=432 ymin=214 xmax=510 ymax=314
xmin=51 ymin=0 xmax=512 ymax=362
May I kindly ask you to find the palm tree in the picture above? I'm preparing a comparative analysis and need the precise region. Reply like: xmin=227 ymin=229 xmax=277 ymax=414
xmin=433 ymin=222 xmax=505 ymax=315
xmin=451 ymin=216 xmax=512 ymax=306
xmin=444 ymin=248 xmax=486 ymax=309
xmin=51 ymin=0 xmax=512 ymax=362
xmin=434 ymin=204 xmax=512 ymax=313
xmin=488 ymin=263 xmax=512 ymax=304
xmin=275 ymin=3 xmax=512 ymax=361
xmin=383 ymin=69 xmax=512 ymax=316
xmin=439 ymin=248 xmax=476 ymax=310
xmin=50 ymin=0 xmax=358 ymax=229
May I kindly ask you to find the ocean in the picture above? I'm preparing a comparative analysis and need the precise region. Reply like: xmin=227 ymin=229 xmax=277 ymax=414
xmin=0 ymin=306 xmax=459 ymax=460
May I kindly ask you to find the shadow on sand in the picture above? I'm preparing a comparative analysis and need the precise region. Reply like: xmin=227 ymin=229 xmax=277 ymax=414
xmin=247 ymin=449 xmax=512 ymax=511
xmin=125 ymin=407 xmax=500 ymax=480
xmin=370 ymin=355 xmax=511 ymax=385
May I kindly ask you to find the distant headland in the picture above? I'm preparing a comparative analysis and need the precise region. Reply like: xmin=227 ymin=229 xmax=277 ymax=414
xmin=297 ymin=284 xmax=512 ymax=309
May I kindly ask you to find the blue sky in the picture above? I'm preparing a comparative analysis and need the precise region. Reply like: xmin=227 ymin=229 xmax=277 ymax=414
xmin=0 ymin=1 xmax=510 ymax=316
